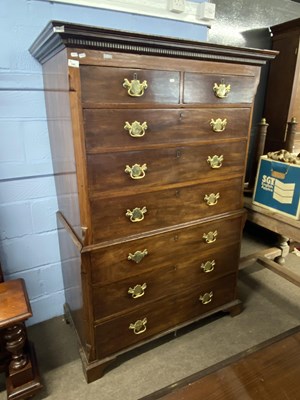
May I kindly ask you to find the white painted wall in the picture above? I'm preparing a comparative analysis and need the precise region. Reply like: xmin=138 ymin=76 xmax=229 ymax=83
xmin=0 ymin=0 xmax=208 ymax=325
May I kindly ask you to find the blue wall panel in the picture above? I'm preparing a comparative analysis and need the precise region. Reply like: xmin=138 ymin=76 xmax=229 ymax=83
xmin=0 ymin=0 xmax=208 ymax=326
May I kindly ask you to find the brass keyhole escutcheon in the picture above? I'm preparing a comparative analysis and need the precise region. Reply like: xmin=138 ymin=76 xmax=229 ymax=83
xmin=128 ymin=283 xmax=147 ymax=299
xmin=129 ymin=318 xmax=147 ymax=335
xmin=199 ymin=291 xmax=213 ymax=305
xmin=125 ymin=163 xmax=147 ymax=180
xmin=203 ymin=230 xmax=218 ymax=244
xmin=126 ymin=207 xmax=147 ymax=222
xmin=128 ymin=249 xmax=148 ymax=264
xmin=210 ymin=118 xmax=227 ymax=132
xmin=201 ymin=260 xmax=215 ymax=273
xmin=204 ymin=192 xmax=220 ymax=206
xmin=207 ymin=155 xmax=224 ymax=169
xmin=124 ymin=121 xmax=148 ymax=137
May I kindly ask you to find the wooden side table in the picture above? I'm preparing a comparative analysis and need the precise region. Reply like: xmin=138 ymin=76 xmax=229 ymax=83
xmin=242 ymin=196 xmax=300 ymax=288
xmin=0 ymin=279 xmax=42 ymax=399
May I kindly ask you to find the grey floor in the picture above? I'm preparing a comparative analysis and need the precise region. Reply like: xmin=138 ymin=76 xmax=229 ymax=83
xmin=0 ymin=224 xmax=299 ymax=400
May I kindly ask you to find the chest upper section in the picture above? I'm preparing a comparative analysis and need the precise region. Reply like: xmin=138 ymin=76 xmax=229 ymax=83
xmin=71 ymin=50 xmax=261 ymax=107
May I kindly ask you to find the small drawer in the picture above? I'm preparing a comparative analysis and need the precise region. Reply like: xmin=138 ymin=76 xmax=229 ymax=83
xmin=83 ymin=108 xmax=251 ymax=152
xmin=90 ymin=177 xmax=243 ymax=242
xmin=94 ymin=273 xmax=237 ymax=358
xmin=80 ymin=66 xmax=180 ymax=105
xmin=87 ymin=140 xmax=247 ymax=197
xmin=90 ymin=212 xmax=244 ymax=283
xmin=183 ymin=72 xmax=258 ymax=104
xmin=92 ymin=243 xmax=240 ymax=320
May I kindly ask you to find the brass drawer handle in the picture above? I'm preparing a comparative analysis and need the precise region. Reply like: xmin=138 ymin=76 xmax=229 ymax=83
xmin=203 ymin=230 xmax=218 ymax=244
xmin=128 ymin=249 xmax=148 ymax=264
xmin=199 ymin=291 xmax=213 ymax=305
xmin=125 ymin=163 xmax=147 ymax=180
xmin=210 ymin=118 xmax=227 ymax=132
xmin=128 ymin=283 xmax=147 ymax=299
xmin=126 ymin=207 xmax=147 ymax=222
xmin=200 ymin=260 xmax=215 ymax=273
xmin=207 ymin=155 xmax=224 ymax=169
xmin=129 ymin=318 xmax=147 ymax=335
xmin=213 ymin=82 xmax=231 ymax=98
xmin=123 ymin=76 xmax=148 ymax=97
xmin=124 ymin=121 xmax=148 ymax=137
xmin=204 ymin=192 xmax=220 ymax=206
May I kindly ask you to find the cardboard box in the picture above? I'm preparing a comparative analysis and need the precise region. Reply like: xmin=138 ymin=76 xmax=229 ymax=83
xmin=253 ymin=156 xmax=300 ymax=220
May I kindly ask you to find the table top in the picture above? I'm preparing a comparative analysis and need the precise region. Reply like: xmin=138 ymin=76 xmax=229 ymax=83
xmin=244 ymin=195 xmax=300 ymax=242
xmin=0 ymin=279 xmax=32 ymax=327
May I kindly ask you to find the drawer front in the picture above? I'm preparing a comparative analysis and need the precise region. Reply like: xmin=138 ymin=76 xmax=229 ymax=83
xmin=80 ymin=66 xmax=180 ymax=105
xmin=92 ymin=243 xmax=240 ymax=320
xmin=87 ymin=141 xmax=247 ymax=196
xmin=90 ymin=177 xmax=243 ymax=242
xmin=90 ymin=212 xmax=244 ymax=283
xmin=83 ymin=108 xmax=251 ymax=152
xmin=184 ymin=73 xmax=258 ymax=104
xmin=94 ymin=273 xmax=237 ymax=358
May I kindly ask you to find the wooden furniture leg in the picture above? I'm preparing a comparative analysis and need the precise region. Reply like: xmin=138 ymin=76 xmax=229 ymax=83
xmin=285 ymin=117 xmax=298 ymax=153
xmin=274 ymin=234 xmax=290 ymax=265
xmin=247 ymin=118 xmax=269 ymax=191
xmin=0 ymin=279 xmax=43 ymax=400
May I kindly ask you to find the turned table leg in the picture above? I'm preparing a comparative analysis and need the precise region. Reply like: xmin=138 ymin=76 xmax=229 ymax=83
xmin=274 ymin=235 xmax=290 ymax=265
xmin=4 ymin=323 xmax=33 ymax=388
xmin=0 ymin=279 xmax=43 ymax=399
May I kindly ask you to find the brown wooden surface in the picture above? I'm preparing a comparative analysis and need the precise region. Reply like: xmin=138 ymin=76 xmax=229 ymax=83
xmin=87 ymin=141 xmax=247 ymax=197
xmin=81 ymin=66 xmax=180 ymax=105
xmin=264 ymin=18 xmax=300 ymax=153
xmin=90 ymin=233 xmax=242 ymax=285
xmin=0 ymin=280 xmax=43 ymax=399
xmin=42 ymin=49 xmax=84 ymax=241
xmin=257 ymin=256 xmax=300 ymax=288
xmin=92 ymin=245 xmax=240 ymax=320
xmin=140 ymin=326 xmax=300 ymax=400
xmin=83 ymin=108 xmax=250 ymax=152
xmin=56 ymin=218 xmax=91 ymax=355
xmin=244 ymin=196 xmax=300 ymax=242
xmin=95 ymin=273 xmax=237 ymax=358
xmin=90 ymin=179 xmax=243 ymax=242
xmin=30 ymin=21 xmax=274 ymax=382
xmin=0 ymin=279 xmax=32 ymax=327
xmin=90 ymin=240 xmax=241 ymax=287
xmin=183 ymin=72 xmax=258 ymax=104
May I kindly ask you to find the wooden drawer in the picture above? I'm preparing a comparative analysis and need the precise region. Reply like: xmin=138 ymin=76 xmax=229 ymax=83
xmin=183 ymin=73 xmax=258 ymax=104
xmin=87 ymin=140 xmax=247 ymax=197
xmin=80 ymin=66 xmax=180 ymax=105
xmin=94 ymin=273 xmax=237 ymax=358
xmin=90 ymin=212 xmax=244 ymax=283
xmin=83 ymin=108 xmax=251 ymax=152
xmin=92 ymin=243 xmax=240 ymax=320
xmin=90 ymin=177 xmax=243 ymax=242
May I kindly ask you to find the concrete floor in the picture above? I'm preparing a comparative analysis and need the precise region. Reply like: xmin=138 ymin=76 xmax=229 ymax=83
xmin=0 ymin=225 xmax=299 ymax=400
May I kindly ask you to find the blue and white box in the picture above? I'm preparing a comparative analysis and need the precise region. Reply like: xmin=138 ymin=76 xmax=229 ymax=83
xmin=253 ymin=156 xmax=300 ymax=220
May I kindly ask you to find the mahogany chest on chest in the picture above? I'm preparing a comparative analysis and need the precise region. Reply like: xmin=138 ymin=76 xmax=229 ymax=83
xmin=30 ymin=21 xmax=276 ymax=382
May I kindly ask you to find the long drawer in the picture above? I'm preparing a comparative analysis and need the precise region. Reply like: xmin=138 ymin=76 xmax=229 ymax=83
xmin=94 ymin=273 xmax=237 ymax=358
xmin=89 ymin=212 xmax=244 ymax=282
xmin=92 ymin=243 xmax=240 ymax=320
xmin=83 ymin=108 xmax=251 ymax=152
xmin=90 ymin=177 xmax=243 ymax=242
xmin=87 ymin=140 xmax=247 ymax=196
